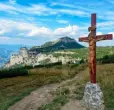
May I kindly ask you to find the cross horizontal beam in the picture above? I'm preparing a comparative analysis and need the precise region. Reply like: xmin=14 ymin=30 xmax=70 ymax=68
xmin=79 ymin=37 xmax=88 ymax=42
xmin=79 ymin=34 xmax=113 ymax=42
xmin=96 ymin=34 xmax=113 ymax=41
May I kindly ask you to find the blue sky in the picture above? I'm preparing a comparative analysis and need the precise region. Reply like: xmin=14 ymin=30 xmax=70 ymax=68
xmin=0 ymin=0 xmax=114 ymax=47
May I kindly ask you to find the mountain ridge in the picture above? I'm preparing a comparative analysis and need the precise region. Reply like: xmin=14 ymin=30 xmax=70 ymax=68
xmin=30 ymin=36 xmax=84 ymax=52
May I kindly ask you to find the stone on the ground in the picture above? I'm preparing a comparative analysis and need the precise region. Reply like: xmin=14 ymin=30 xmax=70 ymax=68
xmin=83 ymin=82 xmax=105 ymax=110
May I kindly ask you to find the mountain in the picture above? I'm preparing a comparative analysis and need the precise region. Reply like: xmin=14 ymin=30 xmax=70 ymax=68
xmin=30 ymin=37 xmax=84 ymax=52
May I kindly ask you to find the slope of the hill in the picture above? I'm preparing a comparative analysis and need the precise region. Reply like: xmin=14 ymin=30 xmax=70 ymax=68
xmin=7 ymin=63 xmax=114 ymax=110
xmin=30 ymin=37 xmax=84 ymax=52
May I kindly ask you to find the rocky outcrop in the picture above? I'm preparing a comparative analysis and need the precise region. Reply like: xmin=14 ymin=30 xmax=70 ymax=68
xmin=83 ymin=82 xmax=105 ymax=110
xmin=4 ymin=47 xmax=80 ymax=68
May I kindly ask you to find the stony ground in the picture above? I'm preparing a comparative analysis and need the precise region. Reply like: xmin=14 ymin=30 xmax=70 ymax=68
xmin=8 ymin=69 xmax=87 ymax=110
xmin=61 ymin=100 xmax=86 ymax=110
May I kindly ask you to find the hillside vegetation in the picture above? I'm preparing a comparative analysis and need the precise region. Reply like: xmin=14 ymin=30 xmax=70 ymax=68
xmin=0 ymin=63 xmax=86 ymax=110
xmin=0 ymin=63 xmax=114 ymax=110
xmin=39 ymin=63 xmax=114 ymax=110
xmin=30 ymin=37 xmax=83 ymax=52
xmin=52 ymin=46 xmax=114 ymax=60
xmin=0 ymin=46 xmax=114 ymax=110
xmin=0 ymin=68 xmax=28 ymax=78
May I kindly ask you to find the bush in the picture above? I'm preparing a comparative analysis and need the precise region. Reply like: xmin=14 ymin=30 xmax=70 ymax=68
xmin=100 ymin=54 xmax=114 ymax=63
xmin=39 ymin=95 xmax=69 ymax=110
xmin=35 ymin=62 xmax=62 ymax=68
xmin=56 ymin=87 xmax=70 ymax=96
xmin=24 ymin=62 xmax=62 ymax=69
xmin=0 ymin=68 xmax=28 ymax=78
xmin=79 ymin=58 xmax=85 ymax=64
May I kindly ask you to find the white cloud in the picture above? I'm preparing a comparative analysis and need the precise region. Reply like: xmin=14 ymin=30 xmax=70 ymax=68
xmin=59 ymin=9 xmax=88 ymax=17
xmin=9 ymin=0 xmax=16 ymax=4
xmin=0 ymin=3 xmax=17 ymax=11
xmin=0 ymin=19 xmax=79 ymax=38
xmin=98 ymin=11 xmax=114 ymax=20
xmin=53 ymin=25 xmax=79 ymax=36
xmin=27 ymin=25 xmax=79 ymax=37
xmin=0 ymin=2 xmax=89 ymax=17
xmin=0 ymin=19 xmax=15 ymax=34
xmin=0 ymin=36 xmax=41 ymax=45
xmin=97 ymin=21 xmax=114 ymax=27
xmin=27 ymin=27 xmax=52 ymax=37
xmin=0 ymin=19 xmax=113 ymax=46
xmin=96 ymin=32 xmax=103 ymax=35
xmin=0 ymin=3 xmax=49 ymax=16
xmin=57 ymin=20 xmax=68 ymax=24
xmin=0 ymin=36 xmax=10 ymax=40
xmin=0 ymin=30 xmax=6 ymax=35
xmin=26 ymin=4 xmax=53 ymax=16
xmin=0 ymin=19 xmax=38 ymax=37
xmin=50 ymin=2 xmax=76 ymax=8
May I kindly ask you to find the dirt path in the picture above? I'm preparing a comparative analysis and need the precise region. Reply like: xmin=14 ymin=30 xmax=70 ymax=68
xmin=9 ymin=69 xmax=87 ymax=110
xmin=61 ymin=100 xmax=86 ymax=110
xmin=8 ymin=84 xmax=59 ymax=110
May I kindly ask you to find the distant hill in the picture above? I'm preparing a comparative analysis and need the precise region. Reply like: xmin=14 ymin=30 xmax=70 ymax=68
xmin=30 ymin=37 xmax=84 ymax=52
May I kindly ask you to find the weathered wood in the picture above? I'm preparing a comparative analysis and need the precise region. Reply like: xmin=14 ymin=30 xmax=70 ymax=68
xmin=79 ymin=37 xmax=89 ymax=42
xmin=79 ymin=13 xmax=113 ymax=83
xmin=79 ymin=34 xmax=112 ymax=42
xmin=96 ymin=34 xmax=113 ymax=41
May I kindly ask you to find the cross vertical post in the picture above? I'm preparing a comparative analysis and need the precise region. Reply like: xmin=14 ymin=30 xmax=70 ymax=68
xmin=91 ymin=13 xmax=96 ymax=83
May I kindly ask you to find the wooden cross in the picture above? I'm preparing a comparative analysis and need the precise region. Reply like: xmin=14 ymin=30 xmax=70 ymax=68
xmin=79 ymin=13 xmax=113 ymax=83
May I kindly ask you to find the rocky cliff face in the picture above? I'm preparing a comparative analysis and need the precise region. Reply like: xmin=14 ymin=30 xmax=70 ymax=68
xmin=3 ymin=37 xmax=84 ymax=68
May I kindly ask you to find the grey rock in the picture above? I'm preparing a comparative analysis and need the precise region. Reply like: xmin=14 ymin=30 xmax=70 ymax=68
xmin=83 ymin=82 xmax=105 ymax=110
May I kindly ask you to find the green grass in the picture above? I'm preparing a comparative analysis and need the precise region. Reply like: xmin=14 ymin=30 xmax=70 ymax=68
xmin=38 ymin=63 xmax=114 ymax=110
xmin=0 ymin=87 xmax=35 ymax=110
xmin=39 ymin=87 xmax=70 ymax=110
xmin=73 ymin=63 xmax=114 ymax=110
xmin=52 ymin=46 xmax=114 ymax=60
xmin=96 ymin=64 xmax=114 ymax=110
xmin=0 ymin=64 xmax=86 ymax=110
xmin=39 ymin=95 xmax=69 ymax=110
xmin=74 ymin=63 xmax=114 ymax=110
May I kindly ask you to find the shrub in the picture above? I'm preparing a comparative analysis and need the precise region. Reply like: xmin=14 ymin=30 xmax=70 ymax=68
xmin=100 ymin=54 xmax=114 ymax=63
xmin=0 ymin=68 xmax=28 ymax=78
xmin=56 ymin=87 xmax=70 ymax=96
xmin=79 ymin=58 xmax=85 ymax=64
xmin=39 ymin=95 xmax=69 ymax=110
xmin=24 ymin=62 xmax=62 ymax=69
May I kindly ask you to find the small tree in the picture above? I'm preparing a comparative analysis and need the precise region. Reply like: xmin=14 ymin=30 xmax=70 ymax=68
xmin=79 ymin=58 xmax=84 ymax=64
